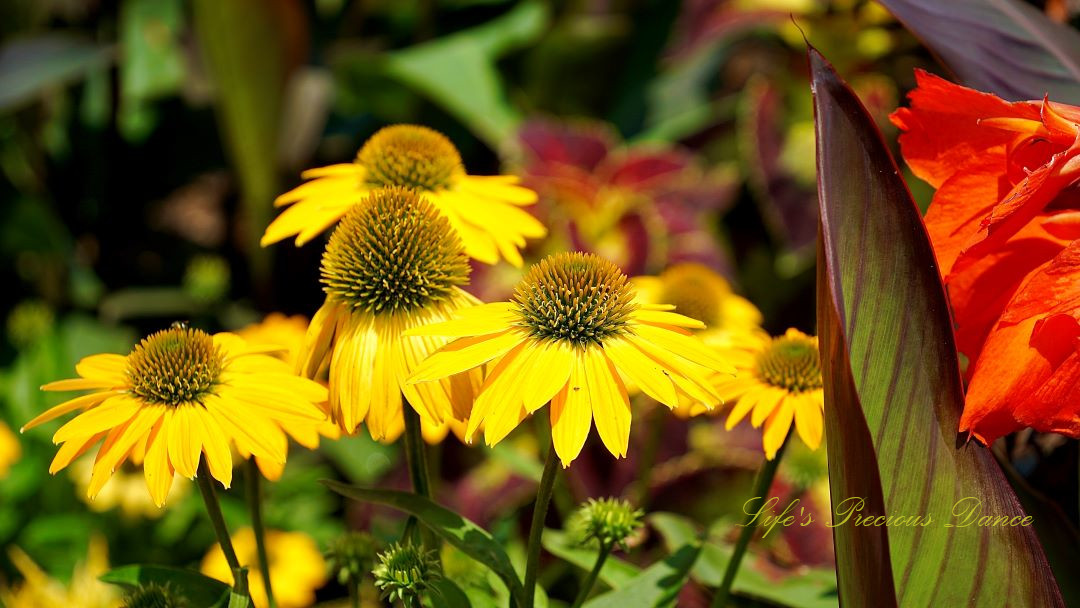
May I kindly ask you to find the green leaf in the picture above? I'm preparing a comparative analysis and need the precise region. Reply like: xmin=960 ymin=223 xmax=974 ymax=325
xmin=383 ymin=0 xmax=548 ymax=148
xmin=321 ymin=481 xmax=525 ymax=606
xmin=0 ymin=35 xmax=113 ymax=112
xmin=581 ymin=541 xmax=701 ymax=608
xmin=541 ymin=529 xmax=640 ymax=589
xmin=811 ymin=47 xmax=1064 ymax=607
xmin=648 ymin=513 xmax=837 ymax=608
xmin=100 ymin=564 xmax=231 ymax=607
xmin=879 ymin=0 xmax=1080 ymax=103
xmin=430 ymin=578 xmax=474 ymax=608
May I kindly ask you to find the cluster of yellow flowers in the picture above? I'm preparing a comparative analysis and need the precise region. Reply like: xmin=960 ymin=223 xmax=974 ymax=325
xmin=15 ymin=123 xmax=825 ymax=606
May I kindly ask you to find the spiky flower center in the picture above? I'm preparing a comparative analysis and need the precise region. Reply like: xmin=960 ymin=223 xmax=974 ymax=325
xmin=122 ymin=583 xmax=188 ymax=608
xmin=568 ymin=497 xmax=644 ymax=549
xmin=514 ymin=252 xmax=637 ymax=348
xmin=754 ymin=332 xmax=822 ymax=394
xmin=373 ymin=543 xmax=440 ymax=603
xmin=126 ymin=326 xmax=223 ymax=406
xmin=357 ymin=125 xmax=462 ymax=191
xmin=321 ymin=186 xmax=469 ymax=315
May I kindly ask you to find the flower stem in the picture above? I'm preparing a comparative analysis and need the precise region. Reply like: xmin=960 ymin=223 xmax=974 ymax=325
xmin=570 ymin=542 xmax=612 ymax=608
xmin=196 ymin=460 xmax=250 ymax=598
xmin=710 ymin=438 xmax=789 ymax=608
xmin=402 ymin=406 xmax=431 ymax=498
xmin=245 ymin=459 xmax=276 ymax=608
xmin=524 ymin=440 xmax=559 ymax=608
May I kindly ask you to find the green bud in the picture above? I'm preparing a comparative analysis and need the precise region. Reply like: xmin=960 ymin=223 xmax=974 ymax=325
xmin=6 ymin=300 xmax=53 ymax=349
xmin=182 ymin=254 xmax=230 ymax=303
xmin=121 ymin=582 xmax=188 ymax=608
xmin=567 ymin=497 xmax=644 ymax=550
xmin=372 ymin=542 xmax=440 ymax=603
xmin=326 ymin=530 xmax=377 ymax=586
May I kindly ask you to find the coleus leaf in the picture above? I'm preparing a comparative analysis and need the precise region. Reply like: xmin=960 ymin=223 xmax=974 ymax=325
xmin=811 ymin=47 xmax=1064 ymax=607
xmin=878 ymin=0 xmax=1080 ymax=103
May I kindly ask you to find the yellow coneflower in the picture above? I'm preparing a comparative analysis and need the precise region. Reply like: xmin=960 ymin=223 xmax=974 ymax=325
xmin=406 ymin=252 xmax=735 ymax=466
xmin=202 ymin=527 xmax=328 ymax=608
xmin=236 ymin=313 xmax=340 ymax=480
xmin=715 ymin=328 xmax=824 ymax=459
xmin=631 ymin=262 xmax=763 ymax=345
xmin=262 ymin=124 xmax=546 ymax=267
xmin=296 ymin=186 xmax=481 ymax=439
xmin=24 ymin=325 xmax=328 ymax=506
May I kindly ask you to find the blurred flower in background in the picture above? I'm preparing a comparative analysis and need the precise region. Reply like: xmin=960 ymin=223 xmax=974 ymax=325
xmin=69 ymin=458 xmax=186 ymax=519
xmin=0 ymin=536 xmax=119 ymax=608
xmin=201 ymin=527 xmax=327 ymax=608
xmin=0 ymin=421 xmax=20 ymax=480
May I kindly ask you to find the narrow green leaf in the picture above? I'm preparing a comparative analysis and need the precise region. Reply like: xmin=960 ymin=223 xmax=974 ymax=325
xmin=811 ymin=47 xmax=1064 ymax=607
xmin=430 ymin=578 xmax=473 ymax=608
xmin=581 ymin=542 xmax=701 ymax=608
xmin=0 ymin=35 xmax=114 ymax=112
xmin=879 ymin=0 xmax=1080 ymax=103
xmin=383 ymin=0 xmax=548 ymax=148
xmin=100 ymin=564 xmax=231 ymax=607
xmin=541 ymin=529 xmax=640 ymax=588
xmin=321 ymin=480 xmax=525 ymax=605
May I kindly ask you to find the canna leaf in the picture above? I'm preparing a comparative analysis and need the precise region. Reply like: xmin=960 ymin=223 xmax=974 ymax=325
xmin=811 ymin=46 xmax=1063 ymax=607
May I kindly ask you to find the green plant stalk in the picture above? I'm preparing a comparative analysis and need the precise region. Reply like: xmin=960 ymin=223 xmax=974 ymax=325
xmin=524 ymin=440 xmax=560 ymax=608
xmin=402 ymin=405 xmax=439 ymax=554
xmin=196 ymin=460 xmax=250 ymax=600
xmin=245 ymin=459 xmax=276 ymax=608
xmin=570 ymin=542 xmax=612 ymax=608
xmin=710 ymin=437 xmax=790 ymax=608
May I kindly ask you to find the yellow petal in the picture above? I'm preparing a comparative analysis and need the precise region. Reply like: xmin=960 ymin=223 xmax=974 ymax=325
xmin=630 ymin=309 xmax=706 ymax=330
xmin=194 ymin=406 xmax=233 ymax=488
xmin=49 ymin=431 xmax=106 ymax=474
xmin=549 ymin=357 xmax=592 ymax=467
xmin=603 ymin=338 xmax=678 ymax=408
xmin=74 ymin=354 xmax=128 ymax=384
xmin=22 ymin=390 xmax=119 ymax=432
xmin=750 ymin=387 xmax=785 ymax=428
xmin=762 ymin=398 xmax=795 ymax=460
xmin=587 ymin=349 xmax=631 ymax=458
xmin=630 ymin=323 xmax=735 ymax=373
xmin=41 ymin=378 xmax=116 ymax=392
xmin=520 ymin=341 xmax=574 ymax=413
xmin=482 ymin=345 xmax=537 ymax=446
xmin=408 ymin=331 xmax=522 ymax=382
xmin=53 ymin=395 xmax=142 ymax=444
xmin=466 ymin=343 xmax=528 ymax=441
xmin=168 ymin=405 xmax=202 ymax=479
xmin=794 ymin=394 xmax=824 ymax=450
xmin=143 ymin=422 xmax=174 ymax=507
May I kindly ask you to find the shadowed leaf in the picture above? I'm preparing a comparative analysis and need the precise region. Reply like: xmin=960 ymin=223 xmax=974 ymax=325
xmin=101 ymin=564 xmax=231 ymax=607
xmin=879 ymin=0 xmax=1080 ymax=103
xmin=582 ymin=540 xmax=702 ymax=608
xmin=811 ymin=47 xmax=1064 ymax=607
xmin=0 ymin=35 xmax=113 ymax=112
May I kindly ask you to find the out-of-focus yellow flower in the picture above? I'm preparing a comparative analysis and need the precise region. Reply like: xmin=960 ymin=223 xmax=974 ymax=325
xmin=69 ymin=458 xmax=187 ymax=519
xmin=201 ymin=527 xmax=328 ymax=608
xmin=236 ymin=313 xmax=341 ymax=480
xmin=0 ymin=536 xmax=120 ymax=608
xmin=707 ymin=329 xmax=824 ymax=460
xmin=0 ymin=420 xmax=21 ymax=479
xmin=408 ymin=252 xmax=735 ymax=467
xmin=26 ymin=325 xmax=328 ymax=506
xmin=631 ymin=263 xmax=763 ymax=346
xmin=263 ymin=124 xmax=544 ymax=267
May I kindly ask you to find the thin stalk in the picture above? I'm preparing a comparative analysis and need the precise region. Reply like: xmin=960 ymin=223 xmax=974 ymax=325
xmin=524 ymin=440 xmax=559 ymax=608
xmin=401 ymin=405 xmax=438 ymax=554
xmin=570 ymin=543 xmax=612 ymax=608
xmin=710 ymin=438 xmax=790 ymax=608
xmin=348 ymin=579 xmax=360 ymax=608
xmin=245 ymin=459 xmax=276 ymax=608
xmin=196 ymin=461 xmax=250 ymax=597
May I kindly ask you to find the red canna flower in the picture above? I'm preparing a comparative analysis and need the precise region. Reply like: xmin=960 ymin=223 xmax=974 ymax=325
xmin=891 ymin=70 xmax=1080 ymax=443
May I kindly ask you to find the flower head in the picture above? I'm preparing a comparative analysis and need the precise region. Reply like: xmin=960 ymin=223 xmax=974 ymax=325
xmin=25 ymin=324 xmax=328 ymax=506
xmin=407 ymin=252 xmax=734 ymax=466
xmin=121 ymin=583 xmax=188 ymax=608
xmin=891 ymin=71 xmax=1080 ymax=442
xmin=296 ymin=187 xmax=481 ymax=439
xmin=202 ymin=528 xmax=328 ymax=608
xmin=711 ymin=329 xmax=824 ymax=459
xmin=326 ymin=531 xmax=378 ymax=587
xmin=567 ymin=497 xmax=644 ymax=550
xmin=372 ymin=543 xmax=440 ymax=604
xmin=263 ymin=124 xmax=545 ymax=267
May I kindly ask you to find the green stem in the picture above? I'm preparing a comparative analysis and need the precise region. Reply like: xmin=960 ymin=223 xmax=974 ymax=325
xmin=402 ymin=406 xmax=432 ymax=498
xmin=196 ymin=461 xmax=250 ymax=597
xmin=570 ymin=542 xmax=612 ymax=608
xmin=348 ymin=579 xmax=359 ymax=608
xmin=245 ymin=459 xmax=276 ymax=608
xmin=524 ymin=440 xmax=559 ymax=608
xmin=710 ymin=438 xmax=789 ymax=608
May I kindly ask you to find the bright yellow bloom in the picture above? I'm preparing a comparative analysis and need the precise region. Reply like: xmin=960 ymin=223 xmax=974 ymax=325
xmin=25 ymin=325 xmax=328 ymax=506
xmin=631 ymin=262 xmax=763 ymax=345
xmin=70 ymin=458 xmax=188 ymax=518
xmin=297 ymin=187 xmax=481 ymax=439
xmin=201 ymin=527 xmax=328 ymax=608
xmin=0 ymin=420 xmax=21 ymax=479
xmin=262 ymin=124 xmax=546 ymax=267
xmin=0 ymin=536 xmax=120 ymax=608
xmin=407 ymin=252 xmax=735 ymax=466
xmin=713 ymin=329 xmax=824 ymax=459
xmin=236 ymin=313 xmax=341 ymax=480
